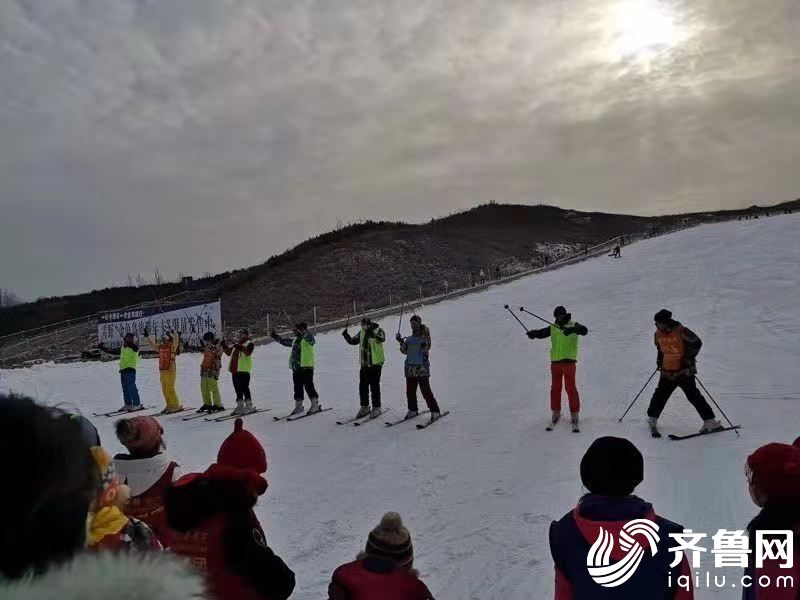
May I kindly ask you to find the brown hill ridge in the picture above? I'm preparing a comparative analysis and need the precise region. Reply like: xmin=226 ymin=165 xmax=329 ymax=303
xmin=2 ymin=200 xmax=797 ymax=338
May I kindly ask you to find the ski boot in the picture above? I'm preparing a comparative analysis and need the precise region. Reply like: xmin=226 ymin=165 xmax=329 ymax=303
xmin=369 ymin=406 xmax=383 ymax=419
xmin=307 ymin=398 xmax=321 ymax=415
xmin=648 ymin=417 xmax=662 ymax=438
xmin=428 ymin=411 xmax=441 ymax=424
xmin=700 ymin=419 xmax=723 ymax=434
xmin=127 ymin=404 xmax=145 ymax=413
xmin=212 ymin=405 xmax=225 ymax=413
xmin=233 ymin=400 xmax=246 ymax=416
xmin=243 ymin=400 xmax=256 ymax=415
xmin=197 ymin=405 xmax=211 ymax=414
xmin=404 ymin=410 xmax=419 ymax=420
xmin=118 ymin=405 xmax=129 ymax=413
xmin=165 ymin=405 xmax=184 ymax=414
xmin=290 ymin=400 xmax=305 ymax=416
xmin=546 ymin=410 xmax=561 ymax=431
xmin=356 ymin=406 xmax=371 ymax=419
xmin=570 ymin=412 xmax=580 ymax=433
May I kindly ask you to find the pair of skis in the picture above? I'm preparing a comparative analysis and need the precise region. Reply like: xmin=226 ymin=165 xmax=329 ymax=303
xmin=385 ymin=409 xmax=451 ymax=429
xmin=652 ymin=425 xmax=742 ymax=441
xmin=336 ymin=408 xmax=390 ymax=427
xmin=274 ymin=407 xmax=333 ymax=422
xmin=92 ymin=405 xmax=154 ymax=418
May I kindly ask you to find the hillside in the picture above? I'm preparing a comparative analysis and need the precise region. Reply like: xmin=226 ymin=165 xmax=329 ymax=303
xmin=3 ymin=213 xmax=799 ymax=598
xmin=2 ymin=200 xmax=797 ymax=338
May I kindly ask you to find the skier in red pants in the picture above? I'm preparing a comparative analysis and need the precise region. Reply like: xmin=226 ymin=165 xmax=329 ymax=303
xmin=528 ymin=306 xmax=588 ymax=432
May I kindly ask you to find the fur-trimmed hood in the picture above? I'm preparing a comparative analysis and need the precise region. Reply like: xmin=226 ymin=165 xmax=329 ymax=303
xmin=1 ymin=552 xmax=206 ymax=600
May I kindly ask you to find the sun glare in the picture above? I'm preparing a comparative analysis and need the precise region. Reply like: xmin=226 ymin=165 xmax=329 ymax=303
xmin=605 ymin=0 xmax=686 ymax=67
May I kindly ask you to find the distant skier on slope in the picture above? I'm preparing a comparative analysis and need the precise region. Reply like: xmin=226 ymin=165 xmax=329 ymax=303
xmin=99 ymin=332 xmax=144 ymax=412
xmin=396 ymin=315 xmax=442 ymax=425
xmin=646 ymin=310 xmax=722 ymax=438
xmin=222 ymin=329 xmax=256 ymax=415
xmin=271 ymin=322 xmax=320 ymax=416
xmin=611 ymin=245 xmax=621 ymax=258
xmin=527 ymin=306 xmax=588 ymax=432
xmin=342 ymin=318 xmax=386 ymax=419
xmin=144 ymin=328 xmax=184 ymax=414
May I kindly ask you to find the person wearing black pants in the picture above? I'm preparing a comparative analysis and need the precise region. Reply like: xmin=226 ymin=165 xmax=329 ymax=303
xmin=222 ymin=329 xmax=256 ymax=415
xmin=359 ymin=365 xmax=382 ymax=409
xmin=647 ymin=309 xmax=721 ymax=436
xmin=343 ymin=318 xmax=386 ymax=419
xmin=271 ymin=322 xmax=319 ymax=416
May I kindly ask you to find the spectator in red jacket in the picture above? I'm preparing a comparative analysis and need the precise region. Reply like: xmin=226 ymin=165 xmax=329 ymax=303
xmin=743 ymin=439 xmax=800 ymax=600
xmin=113 ymin=415 xmax=181 ymax=548
xmin=328 ymin=512 xmax=435 ymax=600
xmin=549 ymin=437 xmax=693 ymax=599
xmin=165 ymin=418 xmax=295 ymax=600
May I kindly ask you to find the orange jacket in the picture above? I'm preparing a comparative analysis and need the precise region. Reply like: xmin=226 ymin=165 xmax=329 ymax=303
xmin=147 ymin=334 xmax=180 ymax=372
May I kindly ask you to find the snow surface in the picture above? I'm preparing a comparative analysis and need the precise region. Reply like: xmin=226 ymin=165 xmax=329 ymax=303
xmin=2 ymin=214 xmax=799 ymax=599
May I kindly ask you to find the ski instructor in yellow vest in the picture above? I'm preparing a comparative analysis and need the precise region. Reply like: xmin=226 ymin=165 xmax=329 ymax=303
xmin=270 ymin=322 xmax=320 ymax=417
xmin=527 ymin=306 xmax=588 ymax=432
xmin=342 ymin=317 xmax=386 ymax=420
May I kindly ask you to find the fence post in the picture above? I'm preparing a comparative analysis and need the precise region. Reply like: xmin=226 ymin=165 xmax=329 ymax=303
xmin=266 ymin=314 xmax=270 ymax=334
xmin=389 ymin=293 xmax=392 ymax=307
xmin=313 ymin=307 xmax=317 ymax=326
xmin=353 ymin=300 xmax=357 ymax=316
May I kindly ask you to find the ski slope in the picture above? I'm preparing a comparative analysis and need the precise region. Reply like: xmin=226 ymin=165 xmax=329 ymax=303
xmin=2 ymin=214 xmax=799 ymax=598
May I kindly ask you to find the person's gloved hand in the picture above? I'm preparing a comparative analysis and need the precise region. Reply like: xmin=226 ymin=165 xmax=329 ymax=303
xmin=395 ymin=332 xmax=403 ymax=342
xmin=526 ymin=330 xmax=537 ymax=339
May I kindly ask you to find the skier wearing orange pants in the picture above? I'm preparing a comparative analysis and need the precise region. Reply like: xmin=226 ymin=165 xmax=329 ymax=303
xmin=528 ymin=306 xmax=588 ymax=431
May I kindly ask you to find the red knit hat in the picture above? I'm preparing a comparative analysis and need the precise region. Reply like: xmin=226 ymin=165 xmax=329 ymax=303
xmin=206 ymin=418 xmax=268 ymax=496
xmin=115 ymin=416 xmax=164 ymax=454
xmin=747 ymin=442 xmax=800 ymax=502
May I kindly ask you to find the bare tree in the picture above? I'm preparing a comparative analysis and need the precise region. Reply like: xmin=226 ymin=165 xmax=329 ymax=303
xmin=0 ymin=288 xmax=23 ymax=307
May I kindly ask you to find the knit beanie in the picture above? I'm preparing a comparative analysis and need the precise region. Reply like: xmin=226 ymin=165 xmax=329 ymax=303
xmin=554 ymin=306 xmax=568 ymax=318
xmin=747 ymin=443 xmax=800 ymax=502
xmin=654 ymin=309 xmax=673 ymax=324
xmin=365 ymin=512 xmax=414 ymax=568
xmin=207 ymin=418 xmax=268 ymax=496
xmin=115 ymin=416 xmax=164 ymax=455
xmin=580 ymin=437 xmax=644 ymax=497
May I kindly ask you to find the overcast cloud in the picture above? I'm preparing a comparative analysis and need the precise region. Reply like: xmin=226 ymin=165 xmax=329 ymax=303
xmin=1 ymin=0 xmax=798 ymax=298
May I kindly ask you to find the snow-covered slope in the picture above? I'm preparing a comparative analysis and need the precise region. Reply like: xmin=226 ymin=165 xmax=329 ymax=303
xmin=3 ymin=214 xmax=799 ymax=598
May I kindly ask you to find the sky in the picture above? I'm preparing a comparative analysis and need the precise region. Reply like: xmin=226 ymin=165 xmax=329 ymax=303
xmin=1 ymin=0 xmax=798 ymax=299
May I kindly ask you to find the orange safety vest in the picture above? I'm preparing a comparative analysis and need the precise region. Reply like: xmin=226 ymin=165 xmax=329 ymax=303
xmin=655 ymin=326 xmax=685 ymax=372
xmin=158 ymin=344 xmax=177 ymax=371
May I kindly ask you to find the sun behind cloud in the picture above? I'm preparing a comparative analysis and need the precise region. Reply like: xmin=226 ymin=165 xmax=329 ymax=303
xmin=604 ymin=0 xmax=690 ymax=69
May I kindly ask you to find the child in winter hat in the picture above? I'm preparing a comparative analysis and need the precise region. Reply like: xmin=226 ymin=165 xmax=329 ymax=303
xmin=580 ymin=436 xmax=644 ymax=496
xmin=328 ymin=512 xmax=434 ymax=599
xmin=364 ymin=512 xmax=415 ymax=568
xmin=165 ymin=418 xmax=295 ymax=600
xmin=115 ymin=415 xmax=164 ymax=458
xmin=746 ymin=441 xmax=800 ymax=505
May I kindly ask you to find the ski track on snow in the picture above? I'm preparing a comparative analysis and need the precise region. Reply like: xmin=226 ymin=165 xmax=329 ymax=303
xmin=2 ymin=215 xmax=800 ymax=599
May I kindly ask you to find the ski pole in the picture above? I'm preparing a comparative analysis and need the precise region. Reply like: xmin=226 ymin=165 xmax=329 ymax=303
xmin=618 ymin=368 xmax=659 ymax=423
xmin=397 ymin=301 xmax=405 ymax=334
xmin=695 ymin=376 xmax=741 ymax=437
xmin=504 ymin=305 xmax=529 ymax=332
xmin=519 ymin=307 xmax=558 ymax=328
